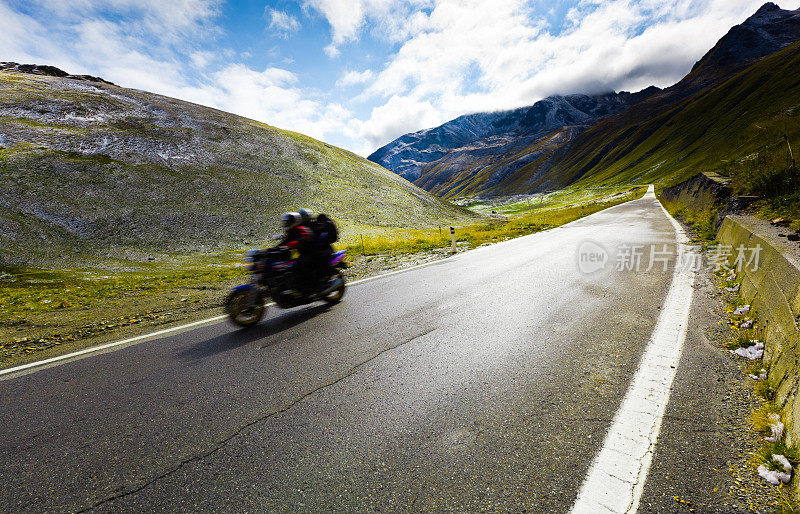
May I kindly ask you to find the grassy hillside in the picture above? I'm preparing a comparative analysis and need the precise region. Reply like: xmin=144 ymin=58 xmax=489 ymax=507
xmin=0 ymin=71 xmax=477 ymax=269
xmin=554 ymin=40 xmax=800 ymax=191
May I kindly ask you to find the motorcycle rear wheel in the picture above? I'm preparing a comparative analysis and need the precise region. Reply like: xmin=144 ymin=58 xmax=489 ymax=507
xmin=225 ymin=289 xmax=266 ymax=327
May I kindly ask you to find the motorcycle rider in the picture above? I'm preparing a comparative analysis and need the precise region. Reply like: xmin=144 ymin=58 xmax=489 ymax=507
xmin=312 ymin=212 xmax=338 ymax=260
xmin=278 ymin=212 xmax=315 ymax=295
xmin=298 ymin=209 xmax=340 ymax=291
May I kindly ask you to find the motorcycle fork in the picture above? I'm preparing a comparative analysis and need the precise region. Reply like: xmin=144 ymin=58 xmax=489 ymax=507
xmin=247 ymin=273 xmax=261 ymax=304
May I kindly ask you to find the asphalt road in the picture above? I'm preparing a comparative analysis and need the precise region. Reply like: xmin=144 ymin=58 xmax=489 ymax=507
xmin=1 ymin=192 xmax=725 ymax=512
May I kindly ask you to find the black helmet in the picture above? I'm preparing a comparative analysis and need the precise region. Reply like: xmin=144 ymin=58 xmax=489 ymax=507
xmin=280 ymin=212 xmax=300 ymax=230
xmin=298 ymin=208 xmax=314 ymax=225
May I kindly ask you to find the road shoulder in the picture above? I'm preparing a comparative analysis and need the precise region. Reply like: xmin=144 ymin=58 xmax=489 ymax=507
xmin=637 ymin=239 xmax=784 ymax=512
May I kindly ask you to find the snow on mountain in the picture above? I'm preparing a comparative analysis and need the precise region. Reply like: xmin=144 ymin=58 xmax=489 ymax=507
xmin=368 ymin=89 xmax=658 ymax=182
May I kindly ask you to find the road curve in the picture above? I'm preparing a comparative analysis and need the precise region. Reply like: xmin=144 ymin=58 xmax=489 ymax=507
xmin=1 ymin=191 xmax=691 ymax=512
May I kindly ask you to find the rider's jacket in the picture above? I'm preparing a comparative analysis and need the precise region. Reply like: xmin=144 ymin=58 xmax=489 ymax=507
xmin=280 ymin=225 xmax=314 ymax=252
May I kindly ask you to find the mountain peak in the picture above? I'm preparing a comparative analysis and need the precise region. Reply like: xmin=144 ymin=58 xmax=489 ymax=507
xmin=754 ymin=2 xmax=781 ymax=15
xmin=689 ymin=3 xmax=800 ymax=75
xmin=746 ymin=2 xmax=795 ymax=26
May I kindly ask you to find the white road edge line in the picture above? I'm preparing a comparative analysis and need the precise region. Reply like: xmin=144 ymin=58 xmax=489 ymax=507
xmin=0 ymin=315 xmax=228 ymax=378
xmin=0 ymin=256 xmax=458 ymax=378
xmin=1 ymin=188 xmax=649 ymax=379
xmin=571 ymin=185 xmax=696 ymax=514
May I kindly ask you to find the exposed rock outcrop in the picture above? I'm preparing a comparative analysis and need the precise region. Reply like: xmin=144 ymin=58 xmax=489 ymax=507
xmin=0 ymin=62 xmax=114 ymax=85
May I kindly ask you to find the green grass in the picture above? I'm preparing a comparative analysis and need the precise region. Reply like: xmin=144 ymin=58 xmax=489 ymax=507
xmin=745 ymin=359 xmax=768 ymax=377
xmin=342 ymin=187 xmax=647 ymax=256
xmin=755 ymin=440 xmax=800 ymax=473
xmin=751 ymin=406 xmax=799 ymax=473
xmin=659 ymin=200 xmax=719 ymax=244
xmin=749 ymin=412 xmax=799 ymax=512
xmin=0 ymin=262 xmax=246 ymax=320
xmin=724 ymin=328 xmax=757 ymax=350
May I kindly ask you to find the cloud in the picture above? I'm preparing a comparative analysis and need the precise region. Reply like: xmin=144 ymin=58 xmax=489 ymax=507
xmin=0 ymin=3 xmax=66 ymax=66
xmin=267 ymin=9 xmax=301 ymax=37
xmin=336 ymin=69 xmax=375 ymax=87
xmin=360 ymin=95 xmax=443 ymax=148
xmin=203 ymin=64 xmax=363 ymax=147
xmin=4 ymin=0 xmax=800 ymax=159
xmin=190 ymin=50 xmax=216 ymax=69
xmin=324 ymin=43 xmax=341 ymax=58
xmin=303 ymin=0 xmax=435 ymax=55
xmin=32 ymin=0 xmax=223 ymax=46
xmin=353 ymin=0 xmax=798 ymax=149
xmin=303 ymin=0 xmax=370 ymax=44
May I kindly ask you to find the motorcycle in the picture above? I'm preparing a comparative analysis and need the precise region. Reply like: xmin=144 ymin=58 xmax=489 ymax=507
xmin=224 ymin=246 xmax=347 ymax=327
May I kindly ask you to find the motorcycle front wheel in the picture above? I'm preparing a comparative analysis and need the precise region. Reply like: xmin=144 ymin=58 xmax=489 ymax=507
xmin=225 ymin=288 xmax=266 ymax=327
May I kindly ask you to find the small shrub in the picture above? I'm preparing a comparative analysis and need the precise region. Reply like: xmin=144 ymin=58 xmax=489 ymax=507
xmin=724 ymin=328 xmax=757 ymax=350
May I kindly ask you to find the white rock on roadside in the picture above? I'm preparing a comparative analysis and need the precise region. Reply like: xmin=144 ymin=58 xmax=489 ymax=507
xmin=773 ymin=454 xmax=793 ymax=472
xmin=758 ymin=465 xmax=791 ymax=485
xmin=758 ymin=454 xmax=793 ymax=485
xmin=733 ymin=305 xmax=750 ymax=315
xmin=731 ymin=342 xmax=764 ymax=360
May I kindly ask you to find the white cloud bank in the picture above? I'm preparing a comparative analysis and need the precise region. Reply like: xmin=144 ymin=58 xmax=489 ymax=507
xmin=304 ymin=0 xmax=800 ymax=150
xmin=336 ymin=69 xmax=375 ymax=87
xmin=1 ymin=0 xmax=798 ymax=156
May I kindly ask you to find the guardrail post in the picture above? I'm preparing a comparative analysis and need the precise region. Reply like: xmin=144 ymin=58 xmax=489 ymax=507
xmin=450 ymin=227 xmax=456 ymax=254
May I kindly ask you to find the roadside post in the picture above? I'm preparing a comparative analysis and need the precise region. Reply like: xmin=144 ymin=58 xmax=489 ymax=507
xmin=450 ymin=227 xmax=456 ymax=254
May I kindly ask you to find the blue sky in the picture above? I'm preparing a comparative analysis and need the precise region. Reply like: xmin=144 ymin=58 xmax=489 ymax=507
xmin=2 ymin=0 xmax=799 ymax=156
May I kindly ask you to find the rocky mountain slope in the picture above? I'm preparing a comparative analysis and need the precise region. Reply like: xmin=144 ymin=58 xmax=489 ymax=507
xmin=368 ymin=89 xmax=659 ymax=183
xmin=371 ymin=2 xmax=800 ymax=199
xmin=688 ymin=2 xmax=800 ymax=83
xmin=0 ymin=62 xmax=114 ymax=85
xmin=0 ymin=70 xmax=477 ymax=268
